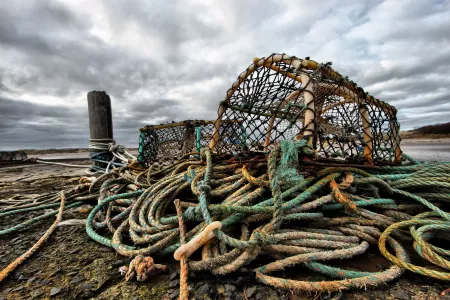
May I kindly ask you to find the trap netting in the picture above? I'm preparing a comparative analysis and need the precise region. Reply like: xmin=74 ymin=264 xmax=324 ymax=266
xmin=210 ymin=53 xmax=401 ymax=164
xmin=138 ymin=120 xmax=218 ymax=167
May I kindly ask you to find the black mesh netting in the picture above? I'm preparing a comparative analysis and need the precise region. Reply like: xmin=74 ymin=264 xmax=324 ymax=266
xmin=138 ymin=121 xmax=218 ymax=167
xmin=137 ymin=54 xmax=400 ymax=166
xmin=210 ymin=53 xmax=401 ymax=165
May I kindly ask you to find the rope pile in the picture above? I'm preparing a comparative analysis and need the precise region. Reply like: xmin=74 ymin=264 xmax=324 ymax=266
xmin=81 ymin=141 xmax=450 ymax=295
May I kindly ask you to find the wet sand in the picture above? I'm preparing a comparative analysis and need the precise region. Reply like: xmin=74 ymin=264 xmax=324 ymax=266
xmin=401 ymin=138 xmax=450 ymax=162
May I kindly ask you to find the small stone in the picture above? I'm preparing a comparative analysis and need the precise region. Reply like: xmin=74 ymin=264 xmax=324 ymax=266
xmin=246 ymin=286 xmax=257 ymax=298
xmin=99 ymin=247 xmax=113 ymax=252
xmin=111 ymin=260 xmax=126 ymax=267
xmin=69 ymin=248 xmax=80 ymax=254
xmin=79 ymin=282 xmax=94 ymax=290
xmin=169 ymin=280 xmax=179 ymax=288
xmin=12 ymin=285 xmax=24 ymax=292
xmin=50 ymin=287 xmax=62 ymax=296
xmin=196 ymin=283 xmax=210 ymax=298
xmin=225 ymin=284 xmax=236 ymax=292
xmin=10 ymin=237 xmax=21 ymax=244
xmin=41 ymin=279 xmax=52 ymax=285
xmin=67 ymin=271 xmax=78 ymax=276
xmin=369 ymin=290 xmax=385 ymax=300
xmin=70 ymin=276 xmax=84 ymax=284
xmin=169 ymin=289 xmax=180 ymax=299
xmin=169 ymin=271 xmax=178 ymax=280
xmin=27 ymin=277 xmax=37 ymax=284
xmin=18 ymin=275 xmax=28 ymax=281
xmin=393 ymin=290 xmax=410 ymax=300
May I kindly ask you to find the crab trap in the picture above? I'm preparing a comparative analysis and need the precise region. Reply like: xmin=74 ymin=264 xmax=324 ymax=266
xmin=209 ymin=53 xmax=401 ymax=165
xmin=138 ymin=120 xmax=217 ymax=167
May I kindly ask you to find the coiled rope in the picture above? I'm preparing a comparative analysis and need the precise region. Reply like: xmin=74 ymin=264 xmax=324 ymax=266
xmin=2 ymin=141 xmax=450 ymax=294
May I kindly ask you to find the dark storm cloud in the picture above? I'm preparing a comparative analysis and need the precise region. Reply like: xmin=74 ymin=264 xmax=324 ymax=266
xmin=0 ymin=0 xmax=449 ymax=150
xmin=0 ymin=96 xmax=88 ymax=149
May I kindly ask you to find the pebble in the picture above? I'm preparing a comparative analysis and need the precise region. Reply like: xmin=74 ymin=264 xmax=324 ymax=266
xmin=79 ymin=282 xmax=94 ymax=291
xmin=67 ymin=271 xmax=78 ymax=276
xmin=169 ymin=271 xmax=178 ymax=280
xmin=18 ymin=275 xmax=28 ymax=281
xmin=78 ymin=282 xmax=94 ymax=299
xmin=369 ymin=290 xmax=385 ymax=300
xmin=169 ymin=289 xmax=180 ymax=299
xmin=69 ymin=248 xmax=81 ymax=254
xmin=111 ymin=260 xmax=126 ymax=267
xmin=40 ymin=279 xmax=52 ymax=285
xmin=393 ymin=290 xmax=410 ymax=300
xmin=169 ymin=279 xmax=179 ymax=288
xmin=224 ymin=284 xmax=236 ymax=292
xmin=196 ymin=283 xmax=210 ymax=298
xmin=99 ymin=247 xmax=113 ymax=252
xmin=10 ymin=237 xmax=21 ymax=244
xmin=50 ymin=287 xmax=62 ymax=296
xmin=12 ymin=285 xmax=24 ymax=292
xmin=27 ymin=277 xmax=37 ymax=284
xmin=246 ymin=286 xmax=257 ymax=298
xmin=70 ymin=276 xmax=85 ymax=284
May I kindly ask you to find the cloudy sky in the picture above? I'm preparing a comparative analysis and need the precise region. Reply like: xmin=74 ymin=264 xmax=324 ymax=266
xmin=0 ymin=0 xmax=449 ymax=150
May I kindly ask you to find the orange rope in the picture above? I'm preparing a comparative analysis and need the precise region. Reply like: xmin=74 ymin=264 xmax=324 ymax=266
xmin=0 ymin=191 xmax=66 ymax=283
xmin=175 ymin=199 xmax=189 ymax=300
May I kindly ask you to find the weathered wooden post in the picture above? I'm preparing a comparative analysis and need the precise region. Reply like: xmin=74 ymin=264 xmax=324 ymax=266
xmin=87 ymin=91 xmax=114 ymax=171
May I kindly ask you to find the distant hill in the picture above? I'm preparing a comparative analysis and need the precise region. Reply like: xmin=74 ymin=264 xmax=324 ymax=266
xmin=401 ymin=122 xmax=450 ymax=139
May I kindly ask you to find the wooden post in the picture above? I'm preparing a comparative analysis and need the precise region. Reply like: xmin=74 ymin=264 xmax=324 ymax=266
xmin=359 ymin=104 xmax=373 ymax=163
xmin=87 ymin=91 xmax=114 ymax=169
xmin=87 ymin=91 xmax=113 ymax=141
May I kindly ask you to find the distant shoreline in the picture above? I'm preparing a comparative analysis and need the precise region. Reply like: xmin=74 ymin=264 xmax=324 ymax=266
xmin=7 ymin=138 xmax=449 ymax=155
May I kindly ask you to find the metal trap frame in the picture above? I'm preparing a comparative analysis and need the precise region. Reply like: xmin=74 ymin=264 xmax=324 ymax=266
xmin=209 ymin=53 xmax=401 ymax=165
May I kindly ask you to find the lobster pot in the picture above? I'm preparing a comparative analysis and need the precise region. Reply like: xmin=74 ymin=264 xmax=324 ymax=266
xmin=138 ymin=120 xmax=217 ymax=167
xmin=210 ymin=53 xmax=401 ymax=165
xmin=210 ymin=55 xmax=306 ymax=155
xmin=312 ymin=64 xmax=400 ymax=164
